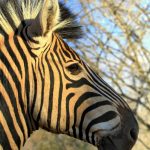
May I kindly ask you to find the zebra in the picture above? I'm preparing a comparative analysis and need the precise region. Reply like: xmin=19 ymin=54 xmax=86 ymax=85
xmin=0 ymin=0 xmax=138 ymax=150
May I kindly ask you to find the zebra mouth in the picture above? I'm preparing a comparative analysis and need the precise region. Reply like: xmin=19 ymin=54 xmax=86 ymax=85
xmin=98 ymin=137 xmax=118 ymax=150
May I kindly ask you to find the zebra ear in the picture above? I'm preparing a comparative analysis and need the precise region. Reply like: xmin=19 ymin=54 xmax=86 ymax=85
xmin=28 ymin=0 xmax=60 ymax=37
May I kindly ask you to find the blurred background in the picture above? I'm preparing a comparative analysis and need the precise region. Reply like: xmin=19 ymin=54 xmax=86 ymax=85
xmin=23 ymin=0 xmax=150 ymax=149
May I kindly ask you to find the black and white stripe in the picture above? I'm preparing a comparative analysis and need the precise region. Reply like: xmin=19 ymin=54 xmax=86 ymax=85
xmin=0 ymin=1 xmax=138 ymax=150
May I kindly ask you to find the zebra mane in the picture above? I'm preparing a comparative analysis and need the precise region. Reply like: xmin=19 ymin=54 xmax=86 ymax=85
xmin=0 ymin=0 xmax=82 ymax=39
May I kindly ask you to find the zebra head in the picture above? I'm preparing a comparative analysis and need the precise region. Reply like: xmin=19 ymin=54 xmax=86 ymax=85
xmin=0 ymin=0 xmax=138 ymax=149
xmin=25 ymin=0 xmax=139 ymax=150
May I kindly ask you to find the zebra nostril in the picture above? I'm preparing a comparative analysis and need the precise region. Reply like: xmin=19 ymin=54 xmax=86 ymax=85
xmin=129 ymin=128 xmax=137 ymax=141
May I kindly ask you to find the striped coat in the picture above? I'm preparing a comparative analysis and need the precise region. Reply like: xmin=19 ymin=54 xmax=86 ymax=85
xmin=0 ymin=0 xmax=138 ymax=150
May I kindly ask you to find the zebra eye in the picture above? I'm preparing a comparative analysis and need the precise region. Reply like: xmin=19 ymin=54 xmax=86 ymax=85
xmin=66 ymin=63 xmax=81 ymax=75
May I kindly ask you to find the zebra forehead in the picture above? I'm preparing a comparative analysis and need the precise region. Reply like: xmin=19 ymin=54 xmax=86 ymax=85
xmin=0 ymin=0 xmax=82 ymax=39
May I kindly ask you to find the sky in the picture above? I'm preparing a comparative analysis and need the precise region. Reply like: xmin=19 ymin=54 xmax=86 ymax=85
xmin=61 ymin=0 xmax=149 ymax=51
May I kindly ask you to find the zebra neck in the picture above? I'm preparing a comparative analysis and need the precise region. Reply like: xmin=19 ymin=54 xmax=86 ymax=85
xmin=0 ymin=33 xmax=39 ymax=137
